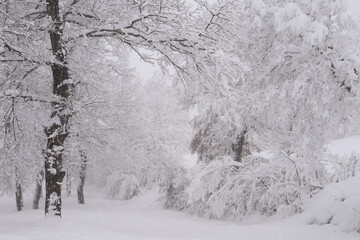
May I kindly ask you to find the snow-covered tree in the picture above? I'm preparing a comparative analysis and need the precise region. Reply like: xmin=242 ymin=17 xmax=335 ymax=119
xmin=102 ymin=73 xmax=192 ymax=199
xmin=0 ymin=45 xmax=50 ymax=211
xmin=168 ymin=0 xmax=360 ymax=219
xmin=1 ymin=0 xmax=220 ymax=216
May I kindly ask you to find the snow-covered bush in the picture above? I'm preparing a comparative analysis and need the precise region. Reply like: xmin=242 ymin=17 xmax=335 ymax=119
xmin=165 ymin=152 xmax=359 ymax=220
xmin=165 ymin=156 xmax=303 ymax=219
xmin=136 ymin=160 xmax=179 ymax=191
xmin=104 ymin=172 xmax=140 ymax=200
xmin=163 ymin=167 xmax=189 ymax=210
xmin=317 ymin=152 xmax=360 ymax=185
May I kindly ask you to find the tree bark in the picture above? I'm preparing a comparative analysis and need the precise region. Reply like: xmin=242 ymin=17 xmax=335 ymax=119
xmin=32 ymin=170 xmax=44 ymax=209
xmin=66 ymin=172 xmax=71 ymax=197
xmin=77 ymin=149 xmax=87 ymax=204
xmin=44 ymin=0 xmax=72 ymax=216
xmin=233 ymin=130 xmax=247 ymax=163
xmin=15 ymin=179 xmax=23 ymax=212
xmin=14 ymin=167 xmax=23 ymax=212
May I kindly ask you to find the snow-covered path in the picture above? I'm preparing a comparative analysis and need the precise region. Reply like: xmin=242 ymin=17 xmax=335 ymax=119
xmin=0 ymin=187 xmax=358 ymax=240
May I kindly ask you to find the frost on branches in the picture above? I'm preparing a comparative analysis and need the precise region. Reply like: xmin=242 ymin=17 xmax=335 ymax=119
xmin=104 ymin=172 xmax=140 ymax=200
xmin=165 ymin=152 xmax=359 ymax=220
xmin=165 ymin=0 xmax=360 ymax=221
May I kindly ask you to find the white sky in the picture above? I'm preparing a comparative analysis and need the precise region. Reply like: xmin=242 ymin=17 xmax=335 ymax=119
xmin=129 ymin=0 xmax=360 ymax=81
xmin=129 ymin=51 xmax=157 ymax=81
xmin=348 ymin=0 xmax=360 ymax=21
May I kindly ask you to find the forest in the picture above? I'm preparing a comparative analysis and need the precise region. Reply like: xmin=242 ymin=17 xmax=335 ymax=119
xmin=1 ymin=0 xmax=360 ymax=239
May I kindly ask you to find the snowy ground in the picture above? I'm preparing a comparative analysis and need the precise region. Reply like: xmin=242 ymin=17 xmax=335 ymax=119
xmin=0 ymin=183 xmax=359 ymax=240
xmin=0 ymin=136 xmax=359 ymax=240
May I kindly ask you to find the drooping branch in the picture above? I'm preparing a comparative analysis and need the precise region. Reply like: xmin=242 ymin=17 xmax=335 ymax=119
xmin=0 ymin=91 xmax=60 ymax=105
xmin=1 ymin=41 xmax=48 ymax=65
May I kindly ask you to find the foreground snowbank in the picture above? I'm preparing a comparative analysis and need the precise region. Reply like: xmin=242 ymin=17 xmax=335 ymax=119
xmin=303 ymin=175 xmax=360 ymax=233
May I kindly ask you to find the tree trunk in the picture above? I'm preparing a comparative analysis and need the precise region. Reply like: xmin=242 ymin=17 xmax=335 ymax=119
xmin=77 ymin=149 xmax=87 ymax=204
xmin=32 ymin=170 xmax=44 ymax=209
xmin=44 ymin=0 xmax=72 ymax=216
xmin=15 ymin=180 xmax=23 ymax=212
xmin=4 ymin=102 xmax=23 ymax=211
xmin=351 ymin=155 xmax=358 ymax=177
xmin=15 ymin=167 xmax=23 ymax=212
xmin=233 ymin=130 xmax=247 ymax=163
xmin=66 ymin=172 xmax=71 ymax=197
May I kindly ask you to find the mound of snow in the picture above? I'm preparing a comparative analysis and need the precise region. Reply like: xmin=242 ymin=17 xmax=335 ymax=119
xmin=303 ymin=175 xmax=360 ymax=232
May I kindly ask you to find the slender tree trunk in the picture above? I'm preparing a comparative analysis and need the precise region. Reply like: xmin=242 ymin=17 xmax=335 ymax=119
xmin=15 ymin=167 xmax=23 ymax=212
xmin=44 ymin=0 xmax=72 ymax=216
xmin=4 ymin=102 xmax=23 ymax=211
xmin=15 ymin=180 xmax=23 ymax=211
xmin=66 ymin=172 xmax=72 ymax=197
xmin=233 ymin=130 xmax=247 ymax=163
xmin=351 ymin=155 xmax=358 ymax=177
xmin=33 ymin=170 xmax=44 ymax=209
xmin=77 ymin=149 xmax=87 ymax=204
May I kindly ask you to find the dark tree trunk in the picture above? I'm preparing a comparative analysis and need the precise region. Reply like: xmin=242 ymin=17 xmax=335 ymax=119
xmin=14 ymin=167 xmax=23 ymax=212
xmin=33 ymin=170 xmax=44 ymax=209
xmin=15 ymin=179 xmax=23 ymax=212
xmin=77 ymin=149 xmax=87 ymax=204
xmin=44 ymin=0 xmax=72 ymax=216
xmin=233 ymin=130 xmax=247 ymax=163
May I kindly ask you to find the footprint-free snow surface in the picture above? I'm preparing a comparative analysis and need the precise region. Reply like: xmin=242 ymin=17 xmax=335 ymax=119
xmin=0 ymin=185 xmax=359 ymax=240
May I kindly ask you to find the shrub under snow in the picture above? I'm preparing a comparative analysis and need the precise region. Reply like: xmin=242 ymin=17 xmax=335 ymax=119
xmin=166 ymin=156 xmax=306 ymax=219
xmin=104 ymin=172 xmax=140 ymax=200
xmin=164 ymin=153 xmax=359 ymax=221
